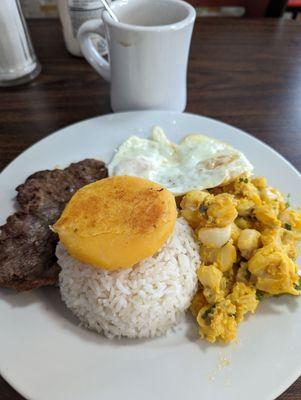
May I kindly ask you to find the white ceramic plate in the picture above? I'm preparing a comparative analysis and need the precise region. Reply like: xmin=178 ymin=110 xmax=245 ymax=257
xmin=1 ymin=111 xmax=301 ymax=400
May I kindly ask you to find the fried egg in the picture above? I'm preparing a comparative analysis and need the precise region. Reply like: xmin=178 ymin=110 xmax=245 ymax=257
xmin=108 ymin=127 xmax=253 ymax=196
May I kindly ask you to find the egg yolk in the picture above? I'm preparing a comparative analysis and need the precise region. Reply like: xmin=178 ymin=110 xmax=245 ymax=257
xmin=53 ymin=176 xmax=177 ymax=270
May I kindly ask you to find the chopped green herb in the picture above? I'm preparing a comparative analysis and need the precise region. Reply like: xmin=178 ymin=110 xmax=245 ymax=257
xmin=199 ymin=204 xmax=208 ymax=214
xmin=294 ymin=278 xmax=301 ymax=291
xmin=284 ymin=223 xmax=292 ymax=231
xmin=239 ymin=178 xmax=249 ymax=184
xmin=203 ymin=305 xmax=215 ymax=324
xmin=256 ymin=290 xmax=265 ymax=301
xmin=285 ymin=194 xmax=291 ymax=208
xmin=245 ymin=269 xmax=251 ymax=281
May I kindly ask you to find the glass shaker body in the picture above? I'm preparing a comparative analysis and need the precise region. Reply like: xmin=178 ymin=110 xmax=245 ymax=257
xmin=0 ymin=0 xmax=41 ymax=87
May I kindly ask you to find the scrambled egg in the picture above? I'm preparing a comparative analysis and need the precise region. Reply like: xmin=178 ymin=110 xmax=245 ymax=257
xmin=181 ymin=175 xmax=301 ymax=343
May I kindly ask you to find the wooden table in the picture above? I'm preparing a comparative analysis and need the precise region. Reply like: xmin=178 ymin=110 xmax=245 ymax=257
xmin=1 ymin=17 xmax=301 ymax=400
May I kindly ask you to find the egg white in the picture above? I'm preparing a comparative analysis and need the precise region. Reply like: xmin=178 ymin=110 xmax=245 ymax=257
xmin=108 ymin=127 xmax=253 ymax=196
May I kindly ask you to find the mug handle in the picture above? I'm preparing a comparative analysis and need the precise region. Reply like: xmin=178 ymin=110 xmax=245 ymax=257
xmin=78 ymin=19 xmax=111 ymax=82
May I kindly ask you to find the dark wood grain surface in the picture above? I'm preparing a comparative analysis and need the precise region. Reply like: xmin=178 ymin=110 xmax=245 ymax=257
xmin=1 ymin=17 xmax=301 ymax=400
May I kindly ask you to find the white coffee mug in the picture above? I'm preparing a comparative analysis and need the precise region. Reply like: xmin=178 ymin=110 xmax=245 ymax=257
xmin=78 ymin=0 xmax=196 ymax=112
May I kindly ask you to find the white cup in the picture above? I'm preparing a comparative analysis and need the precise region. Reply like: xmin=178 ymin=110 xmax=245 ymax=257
xmin=78 ymin=0 xmax=196 ymax=112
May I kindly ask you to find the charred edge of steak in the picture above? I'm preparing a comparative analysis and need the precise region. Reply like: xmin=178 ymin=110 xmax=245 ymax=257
xmin=0 ymin=264 xmax=61 ymax=291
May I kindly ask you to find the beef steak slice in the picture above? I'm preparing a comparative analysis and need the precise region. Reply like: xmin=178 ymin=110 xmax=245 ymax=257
xmin=16 ymin=159 xmax=108 ymax=224
xmin=0 ymin=212 xmax=59 ymax=290
xmin=0 ymin=159 xmax=108 ymax=291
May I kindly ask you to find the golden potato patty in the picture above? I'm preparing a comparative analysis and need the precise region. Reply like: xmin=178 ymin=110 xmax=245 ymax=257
xmin=53 ymin=176 xmax=177 ymax=270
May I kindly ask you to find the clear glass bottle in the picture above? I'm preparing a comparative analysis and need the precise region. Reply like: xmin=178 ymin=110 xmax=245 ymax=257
xmin=57 ymin=0 xmax=107 ymax=57
xmin=0 ymin=0 xmax=41 ymax=87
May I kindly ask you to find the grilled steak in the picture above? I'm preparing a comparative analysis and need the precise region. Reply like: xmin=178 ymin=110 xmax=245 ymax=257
xmin=0 ymin=213 xmax=60 ymax=291
xmin=17 ymin=159 xmax=108 ymax=223
xmin=0 ymin=159 xmax=108 ymax=291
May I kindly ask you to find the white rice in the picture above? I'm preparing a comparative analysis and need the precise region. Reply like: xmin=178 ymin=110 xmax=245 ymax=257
xmin=57 ymin=218 xmax=200 ymax=338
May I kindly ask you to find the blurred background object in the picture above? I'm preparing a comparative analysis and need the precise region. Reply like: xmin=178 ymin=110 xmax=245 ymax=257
xmin=21 ymin=0 xmax=58 ymax=17
xmin=57 ymin=0 xmax=105 ymax=56
xmin=0 ymin=0 xmax=41 ymax=86
xmin=286 ymin=0 xmax=301 ymax=19
xmin=17 ymin=0 xmax=295 ymax=64
xmin=20 ymin=0 xmax=291 ymax=19
xmin=188 ymin=0 xmax=288 ymax=17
